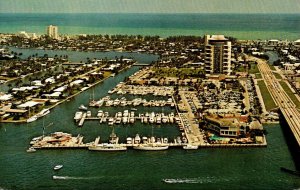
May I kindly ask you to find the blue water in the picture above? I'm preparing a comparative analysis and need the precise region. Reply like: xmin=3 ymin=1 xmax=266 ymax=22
xmin=0 ymin=13 xmax=300 ymax=40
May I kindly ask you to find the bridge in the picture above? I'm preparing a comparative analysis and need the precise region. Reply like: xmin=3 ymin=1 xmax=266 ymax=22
xmin=255 ymin=57 xmax=300 ymax=147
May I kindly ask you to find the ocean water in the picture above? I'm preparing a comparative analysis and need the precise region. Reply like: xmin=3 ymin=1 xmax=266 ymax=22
xmin=0 ymin=13 xmax=300 ymax=40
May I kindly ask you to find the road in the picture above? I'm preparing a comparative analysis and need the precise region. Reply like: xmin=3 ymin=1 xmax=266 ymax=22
xmin=253 ymin=56 xmax=300 ymax=147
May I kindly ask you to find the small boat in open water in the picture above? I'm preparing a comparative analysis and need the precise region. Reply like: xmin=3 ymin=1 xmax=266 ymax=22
xmin=26 ymin=147 xmax=36 ymax=153
xmin=54 ymin=165 xmax=63 ymax=171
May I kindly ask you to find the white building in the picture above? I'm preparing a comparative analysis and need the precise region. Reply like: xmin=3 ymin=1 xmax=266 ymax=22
xmin=47 ymin=25 xmax=58 ymax=39
xmin=204 ymin=35 xmax=232 ymax=75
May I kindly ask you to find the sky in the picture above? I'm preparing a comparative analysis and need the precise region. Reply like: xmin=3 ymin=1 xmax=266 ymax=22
xmin=0 ymin=0 xmax=300 ymax=14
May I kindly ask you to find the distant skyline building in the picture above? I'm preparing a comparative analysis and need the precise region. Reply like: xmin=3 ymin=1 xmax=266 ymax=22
xmin=204 ymin=35 xmax=232 ymax=75
xmin=47 ymin=25 xmax=58 ymax=39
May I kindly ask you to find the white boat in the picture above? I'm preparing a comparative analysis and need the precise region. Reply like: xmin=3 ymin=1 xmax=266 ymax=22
xmin=122 ymin=117 xmax=128 ymax=124
xmin=129 ymin=117 xmax=135 ymax=123
xmin=117 ymin=112 xmax=122 ymax=117
xmin=108 ymin=118 xmax=114 ymax=125
xmin=86 ymin=111 xmax=92 ymax=117
xmin=183 ymin=144 xmax=198 ymax=150
xmin=126 ymin=137 xmax=133 ymax=144
xmin=36 ymin=109 xmax=50 ymax=118
xmin=54 ymin=165 xmax=63 ymax=171
xmin=27 ymin=115 xmax=38 ymax=123
xmin=78 ymin=104 xmax=87 ymax=111
xmin=113 ymin=99 xmax=120 ymax=106
xmin=74 ymin=112 xmax=83 ymax=122
xmin=131 ymin=108 xmax=137 ymax=111
xmin=88 ymin=143 xmax=127 ymax=151
xmin=115 ymin=117 xmax=121 ymax=124
xmin=133 ymin=143 xmax=169 ymax=151
xmin=26 ymin=147 xmax=36 ymax=153
xmin=149 ymin=117 xmax=155 ymax=123
xmin=97 ymin=110 xmax=103 ymax=117
xmin=123 ymin=110 xmax=129 ymax=117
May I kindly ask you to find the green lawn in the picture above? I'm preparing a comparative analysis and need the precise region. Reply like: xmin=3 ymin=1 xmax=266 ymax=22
xmin=255 ymin=73 xmax=262 ymax=79
xmin=269 ymin=65 xmax=276 ymax=71
xmin=257 ymin=80 xmax=277 ymax=111
xmin=273 ymin=72 xmax=282 ymax=79
xmin=248 ymin=62 xmax=260 ymax=74
xmin=279 ymin=81 xmax=300 ymax=108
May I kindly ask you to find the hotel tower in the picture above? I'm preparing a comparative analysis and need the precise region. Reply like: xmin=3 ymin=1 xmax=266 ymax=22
xmin=204 ymin=35 xmax=232 ymax=75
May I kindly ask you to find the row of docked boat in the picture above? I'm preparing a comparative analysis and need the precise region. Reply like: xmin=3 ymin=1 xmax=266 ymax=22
xmin=108 ymin=84 xmax=174 ymax=96
xmin=28 ymin=131 xmax=197 ymax=152
xmin=74 ymin=110 xmax=179 ymax=125
xmin=89 ymin=96 xmax=174 ymax=107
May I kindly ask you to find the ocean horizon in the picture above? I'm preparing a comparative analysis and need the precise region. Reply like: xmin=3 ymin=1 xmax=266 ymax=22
xmin=0 ymin=13 xmax=300 ymax=40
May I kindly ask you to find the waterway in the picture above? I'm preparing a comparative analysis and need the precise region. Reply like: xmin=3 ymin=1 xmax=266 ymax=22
xmin=0 ymin=49 xmax=299 ymax=190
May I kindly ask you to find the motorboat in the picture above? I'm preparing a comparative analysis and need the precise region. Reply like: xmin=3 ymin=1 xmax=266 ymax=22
xmin=36 ymin=108 xmax=50 ymax=118
xmin=88 ymin=143 xmax=127 ymax=151
xmin=26 ymin=147 xmax=36 ymax=153
xmin=78 ymin=104 xmax=87 ymax=111
xmin=133 ymin=143 xmax=169 ymax=151
xmin=27 ymin=115 xmax=38 ymax=123
xmin=86 ymin=111 xmax=92 ymax=118
xmin=108 ymin=118 xmax=114 ymax=125
xmin=183 ymin=144 xmax=198 ymax=150
xmin=54 ymin=165 xmax=63 ymax=171
xmin=97 ymin=110 xmax=103 ymax=117
xmin=74 ymin=112 xmax=83 ymax=122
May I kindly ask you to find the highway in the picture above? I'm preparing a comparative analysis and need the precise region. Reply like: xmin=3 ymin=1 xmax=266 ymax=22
xmin=255 ymin=57 xmax=300 ymax=147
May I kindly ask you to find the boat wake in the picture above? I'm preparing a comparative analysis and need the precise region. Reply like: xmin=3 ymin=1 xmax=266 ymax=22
xmin=53 ymin=175 xmax=103 ymax=180
xmin=162 ymin=177 xmax=228 ymax=184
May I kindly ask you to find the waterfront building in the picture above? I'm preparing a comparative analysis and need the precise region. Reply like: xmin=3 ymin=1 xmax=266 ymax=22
xmin=47 ymin=25 xmax=58 ymax=39
xmin=204 ymin=35 xmax=232 ymax=75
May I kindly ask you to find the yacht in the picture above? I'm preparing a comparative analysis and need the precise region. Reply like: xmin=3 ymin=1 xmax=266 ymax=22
xmin=149 ymin=117 xmax=155 ymax=123
xmin=36 ymin=108 xmax=50 ymax=118
xmin=86 ymin=111 xmax=92 ymax=118
xmin=88 ymin=143 xmax=127 ymax=151
xmin=134 ymin=134 xmax=141 ymax=144
xmin=26 ymin=147 xmax=36 ymax=153
xmin=122 ymin=117 xmax=128 ymax=124
xmin=97 ymin=110 xmax=103 ymax=117
xmin=74 ymin=112 xmax=83 ymax=122
xmin=78 ymin=104 xmax=87 ymax=111
xmin=108 ymin=118 xmax=114 ymax=125
xmin=183 ymin=144 xmax=198 ymax=150
xmin=27 ymin=115 xmax=38 ymax=123
xmin=54 ymin=165 xmax=63 ymax=171
xmin=123 ymin=110 xmax=129 ymax=117
xmin=113 ymin=99 xmax=120 ymax=106
xmin=133 ymin=143 xmax=169 ymax=151
xmin=115 ymin=117 xmax=121 ymax=124
xmin=126 ymin=137 xmax=133 ymax=144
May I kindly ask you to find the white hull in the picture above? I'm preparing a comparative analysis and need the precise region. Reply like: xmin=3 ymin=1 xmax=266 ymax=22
xmin=27 ymin=116 xmax=38 ymax=123
xmin=88 ymin=145 xmax=127 ymax=151
xmin=183 ymin=145 xmax=198 ymax=150
xmin=133 ymin=145 xmax=169 ymax=151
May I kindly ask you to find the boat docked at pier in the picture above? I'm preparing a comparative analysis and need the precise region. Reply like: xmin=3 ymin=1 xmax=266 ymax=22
xmin=74 ymin=112 xmax=83 ymax=122
xmin=88 ymin=143 xmax=127 ymax=151
xmin=88 ymin=129 xmax=127 ymax=151
xmin=36 ymin=108 xmax=50 ymax=118
xmin=133 ymin=143 xmax=169 ymax=151
xmin=133 ymin=136 xmax=169 ymax=151
xmin=27 ymin=115 xmax=38 ymax=123
xmin=183 ymin=144 xmax=198 ymax=150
